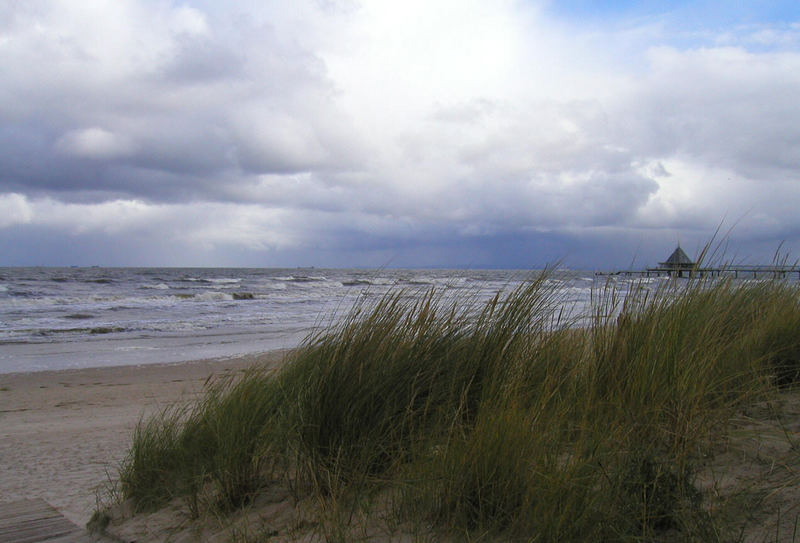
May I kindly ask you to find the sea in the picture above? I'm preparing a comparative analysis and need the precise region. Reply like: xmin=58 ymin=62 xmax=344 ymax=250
xmin=0 ymin=267 xmax=640 ymax=374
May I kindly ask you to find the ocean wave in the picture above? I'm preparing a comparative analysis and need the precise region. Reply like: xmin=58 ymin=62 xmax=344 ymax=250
xmin=5 ymin=288 xmax=49 ymax=298
xmin=195 ymin=291 xmax=234 ymax=302
xmin=89 ymin=326 xmax=126 ymax=334
xmin=341 ymin=278 xmax=396 ymax=287
xmin=342 ymin=280 xmax=372 ymax=286
xmin=266 ymin=282 xmax=287 ymax=290
xmin=141 ymin=283 xmax=170 ymax=290
xmin=0 ymin=269 xmax=597 ymax=360
xmin=274 ymin=275 xmax=327 ymax=283
xmin=24 ymin=325 xmax=129 ymax=337
xmin=3 ymin=290 xmax=259 ymax=310
xmin=434 ymin=277 xmax=469 ymax=288
xmin=401 ymin=278 xmax=436 ymax=286
xmin=181 ymin=277 xmax=241 ymax=285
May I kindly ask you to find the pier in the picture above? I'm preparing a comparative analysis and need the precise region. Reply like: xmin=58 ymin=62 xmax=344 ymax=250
xmin=598 ymin=265 xmax=800 ymax=279
xmin=597 ymin=246 xmax=800 ymax=279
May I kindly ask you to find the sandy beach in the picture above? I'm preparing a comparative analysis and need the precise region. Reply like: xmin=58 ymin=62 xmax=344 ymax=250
xmin=2 ymin=347 xmax=799 ymax=542
xmin=0 ymin=352 xmax=287 ymax=527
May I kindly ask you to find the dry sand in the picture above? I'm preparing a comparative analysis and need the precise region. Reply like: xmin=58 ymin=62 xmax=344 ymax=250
xmin=0 ymin=352 xmax=287 ymax=527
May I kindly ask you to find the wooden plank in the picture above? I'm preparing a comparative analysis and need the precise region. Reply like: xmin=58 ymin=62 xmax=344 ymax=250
xmin=0 ymin=499 xmax=109 ymax=543
xmin=2 ymin=525 xmax=78 ymax=543
xmin=0 ymin=500 xmax=56 ymax=520
xmin=0 ymin=520 xmax=78 ymax=543
xmin=0 ymin=499 xmax=57 ymax=522
xmin=0 ymin=509 xmax=64 ymax=528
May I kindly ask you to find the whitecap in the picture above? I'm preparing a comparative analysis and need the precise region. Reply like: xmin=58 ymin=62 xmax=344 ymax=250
xmin=267 ymin=282 xmax=287 ymax=290
xmin=342 ymin=280 xmax=372 ymax=287
xmin=433 ymin=277 xmax=468 ymax=288
xmin=195 ymin=291 xmax=234 ymax=302
xmin=142 ymin=283 xmax=170 ymax=290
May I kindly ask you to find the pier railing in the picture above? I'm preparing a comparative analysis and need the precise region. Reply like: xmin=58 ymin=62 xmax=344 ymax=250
xmin=597 ymin=265 xmax=800 ymax=279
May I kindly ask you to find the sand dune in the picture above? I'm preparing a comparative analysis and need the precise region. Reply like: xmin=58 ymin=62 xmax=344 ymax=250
xmin=2 ymin=350 xmax=799 ymax=541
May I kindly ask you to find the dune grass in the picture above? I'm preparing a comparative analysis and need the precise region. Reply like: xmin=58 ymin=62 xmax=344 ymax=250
xmin=116 ymin=271 xmax=800 ymax=541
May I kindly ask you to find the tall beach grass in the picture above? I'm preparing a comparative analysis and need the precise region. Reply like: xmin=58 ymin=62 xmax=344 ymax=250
xmin=115 ymin=271 xmax=800 ymax=541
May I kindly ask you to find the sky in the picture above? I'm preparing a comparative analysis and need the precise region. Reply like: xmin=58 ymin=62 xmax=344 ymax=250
xmin=1 ymin=1 xmax=800 ymax=269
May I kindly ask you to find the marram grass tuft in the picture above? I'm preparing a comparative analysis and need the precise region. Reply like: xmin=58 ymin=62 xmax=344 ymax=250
xmin=116 ymin=271 xmax=800 ymax=541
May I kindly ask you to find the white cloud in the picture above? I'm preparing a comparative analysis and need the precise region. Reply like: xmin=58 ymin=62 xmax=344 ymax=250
xmin=171 ymin=5 xmax=209 ymax=36
xmin=0 ymin=193 xmax=33 ymax=227
xmin=55 ymin=127 xmax=135 ymax=159
xmin=0 ymin=193 xmax=301 ymax=251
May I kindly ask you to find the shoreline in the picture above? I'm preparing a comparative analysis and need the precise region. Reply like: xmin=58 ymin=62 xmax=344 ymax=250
xmin=0 ymin=350 xmax=289 ymax=526
xmin=0 ymin=330 xmax=304 ymax=375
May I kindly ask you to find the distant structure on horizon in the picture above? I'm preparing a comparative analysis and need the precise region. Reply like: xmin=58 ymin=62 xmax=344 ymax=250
xmin=657 ymin=246 xmax=695 ymax=278
xmin=598 ymin=245 xmax=800 ymax=279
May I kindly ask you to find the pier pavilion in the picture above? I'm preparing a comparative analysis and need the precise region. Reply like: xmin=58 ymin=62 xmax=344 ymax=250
xmin=597 ymin=246 xmax=800 ymax=279
xmin=656 ymin=246 xmax=695 ymax=278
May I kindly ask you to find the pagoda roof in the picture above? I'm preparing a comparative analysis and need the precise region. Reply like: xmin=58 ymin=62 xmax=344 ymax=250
xmin=659 ymin=246 xmax=694 ymax=268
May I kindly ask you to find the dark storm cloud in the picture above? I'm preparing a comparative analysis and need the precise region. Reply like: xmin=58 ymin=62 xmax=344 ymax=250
xmin=1 ymin=1 xmax=800 ymax=267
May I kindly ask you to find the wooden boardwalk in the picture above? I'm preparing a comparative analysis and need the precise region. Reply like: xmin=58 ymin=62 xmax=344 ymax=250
xmin=0 ymin=499 xmax=105 ymax=543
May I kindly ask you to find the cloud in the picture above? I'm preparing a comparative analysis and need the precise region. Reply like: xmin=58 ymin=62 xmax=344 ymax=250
xmin=0 ymin=194 xmax=299 ymax=251
xmin=0 ymin=193 xmax=33 ymax=227
xmin=55 ymin=127 xmax=135 ymax=159
xmin=1 ymin=1 xmax=800 ymax=266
